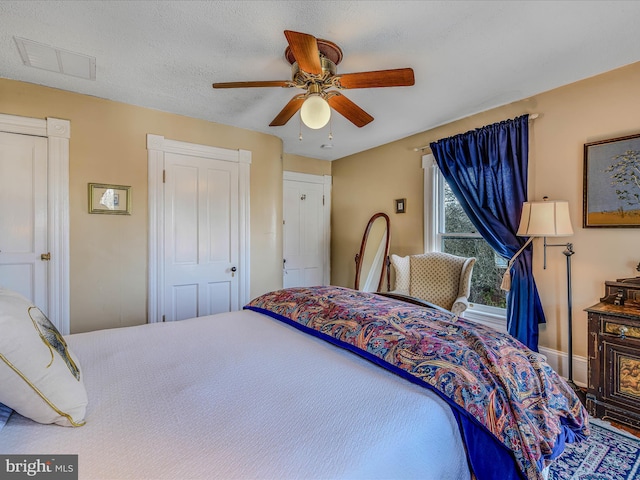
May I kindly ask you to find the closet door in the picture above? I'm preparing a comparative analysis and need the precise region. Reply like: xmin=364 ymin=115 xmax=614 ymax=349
xmin=283 ymin=173 xmax=330 ymax=288
xmin=163 ymin=152 xmax=239 ymax=321
xmin=0 ymin=132 xmax=48 ymax=311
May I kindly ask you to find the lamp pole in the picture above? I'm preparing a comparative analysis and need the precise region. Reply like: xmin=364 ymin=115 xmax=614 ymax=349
xmin=563 ymin=243 xmax=575 ymax=385
xmin=544 ymin=239 xmax=581 ymax=394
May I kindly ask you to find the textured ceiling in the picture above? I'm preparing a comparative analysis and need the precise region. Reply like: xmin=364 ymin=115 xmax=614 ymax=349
xmin=1 ymin=1 xmax=640 ymax=161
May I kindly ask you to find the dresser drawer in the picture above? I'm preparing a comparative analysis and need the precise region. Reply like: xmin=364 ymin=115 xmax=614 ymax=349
xmin=602 ymin=319 xmax=640 ymax=342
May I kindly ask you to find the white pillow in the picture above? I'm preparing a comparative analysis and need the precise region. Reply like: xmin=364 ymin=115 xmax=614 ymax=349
xmin=0 ymin=289 xmax=87 ymax=427
xmin=390 ymin=254 xmax=410 ymax=294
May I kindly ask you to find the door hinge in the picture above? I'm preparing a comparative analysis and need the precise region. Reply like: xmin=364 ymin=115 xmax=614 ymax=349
xmin=163 ymin=170 xmax=166 ymax=183
xmin=322 ymin=194 xmax=325 ymax=206
xmin=40 ymin=252 xmax=51 ymax=261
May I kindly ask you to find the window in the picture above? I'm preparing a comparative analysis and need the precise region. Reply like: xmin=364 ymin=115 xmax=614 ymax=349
xmin=423 ymin=155 xmax=507 ymax=327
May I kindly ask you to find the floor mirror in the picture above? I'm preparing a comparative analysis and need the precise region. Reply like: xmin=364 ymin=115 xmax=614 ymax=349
xmin=354 ymin=212 xmax=390 ymax=292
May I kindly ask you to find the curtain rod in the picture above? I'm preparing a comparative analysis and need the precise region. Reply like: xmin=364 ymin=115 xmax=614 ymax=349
xmin=412 ymin=113 xmax=539 ymax=152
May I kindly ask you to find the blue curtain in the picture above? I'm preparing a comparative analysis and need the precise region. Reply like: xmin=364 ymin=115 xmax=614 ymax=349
xmin=430 ymin=115 xmax=545 ymax=351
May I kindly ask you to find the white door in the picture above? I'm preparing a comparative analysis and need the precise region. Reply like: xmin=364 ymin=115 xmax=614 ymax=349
xmin=164 ymin=152 xmax=239 ymax=321
xmin=0 ymin=132 xmax=49 ymax=311
xmin=283 ymin=175 xmax=329 ymax=288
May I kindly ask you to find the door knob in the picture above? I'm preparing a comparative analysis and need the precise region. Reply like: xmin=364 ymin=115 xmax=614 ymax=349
xmin=41 ymin=252 xmax=51 ymax=261
xmin=230 ymin=266 xmax=237 ymax=277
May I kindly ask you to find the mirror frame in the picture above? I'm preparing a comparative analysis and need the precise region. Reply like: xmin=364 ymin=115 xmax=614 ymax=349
xmin=354 ymin=212 xmax=390 ymax=292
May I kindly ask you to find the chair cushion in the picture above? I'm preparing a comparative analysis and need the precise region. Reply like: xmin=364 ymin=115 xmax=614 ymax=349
xmin=390 ymin=254 xmax=410 ymax=295
xmin=409 ymin=253 xmax=464 ymax=311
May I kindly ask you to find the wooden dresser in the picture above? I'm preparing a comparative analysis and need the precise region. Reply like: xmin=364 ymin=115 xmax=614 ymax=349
xmin=585 ymin=277 xmax=640 ymax=429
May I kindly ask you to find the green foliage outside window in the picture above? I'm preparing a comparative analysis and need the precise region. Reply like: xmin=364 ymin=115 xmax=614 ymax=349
xmin=441 ymin=183 xmax=507 ymax=309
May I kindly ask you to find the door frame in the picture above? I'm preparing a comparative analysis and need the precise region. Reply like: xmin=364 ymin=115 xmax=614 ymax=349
xmin=0 ymin=114 xmax=71 ymax=334
xmin=147 ymin=134 xmax=251 ymax=323
xmin=283 ymin=171 xmax=331 ymax=286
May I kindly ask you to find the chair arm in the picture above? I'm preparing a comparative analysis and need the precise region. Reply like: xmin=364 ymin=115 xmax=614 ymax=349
xmin=451 ymin=296 xmax=470 ymax=315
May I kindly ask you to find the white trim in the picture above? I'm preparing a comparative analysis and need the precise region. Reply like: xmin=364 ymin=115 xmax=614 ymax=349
xmin=0 ymin=113 xmax=48 ymax=136
xmin=46 ymin=118 xmax=71 ymax=335
xmin=147 ymin=134 xmax=251 ymax=323
xmin=322 ymin=175 xmax=332 ymax=286
xmin=463 ymin=307 xmax=508 ymax=333
xmin=238 ymin=150 xmax=252 ymax=305
xmin=283 ymin=171 xmax=332 ymax=285
xmin=422 ymin=154 xmax=437 ymax=253
xmin=0 ymin=114 xmax=70 ymax=334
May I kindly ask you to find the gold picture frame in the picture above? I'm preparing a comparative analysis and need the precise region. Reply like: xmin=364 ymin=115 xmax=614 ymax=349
xmin=88 ymin=183 xmax=131 ymax=215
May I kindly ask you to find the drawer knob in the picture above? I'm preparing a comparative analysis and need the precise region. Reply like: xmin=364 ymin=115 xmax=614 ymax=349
xmin=620 ymin=326 xmax=629 ymax=339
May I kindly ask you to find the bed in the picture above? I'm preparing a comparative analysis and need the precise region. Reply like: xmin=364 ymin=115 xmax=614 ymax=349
xmin=0 ymin=286 xmax=588 ymax=480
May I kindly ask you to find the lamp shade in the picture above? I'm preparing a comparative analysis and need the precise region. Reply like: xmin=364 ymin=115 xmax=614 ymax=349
xmin=300 ymin=94 xmax=331 ymax=129
xmin=517 ymin=200 xmax=573 ymax=237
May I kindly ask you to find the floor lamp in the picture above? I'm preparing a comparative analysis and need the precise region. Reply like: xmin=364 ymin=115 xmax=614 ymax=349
xmin=516 ymin=197 xmax=580 ymax=392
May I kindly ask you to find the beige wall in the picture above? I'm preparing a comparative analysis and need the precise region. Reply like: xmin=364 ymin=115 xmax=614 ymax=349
xmin=331 ymin=61 xmax=640 ymax=358
xmin=283 ymin=153 xmax=331 ymax=176
xmin=0 ymin=78 xmax=285 ymax=333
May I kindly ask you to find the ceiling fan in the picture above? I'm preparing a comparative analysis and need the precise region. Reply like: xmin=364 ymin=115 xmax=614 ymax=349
xmin=212 ymin=30 xmax=415 ymax=129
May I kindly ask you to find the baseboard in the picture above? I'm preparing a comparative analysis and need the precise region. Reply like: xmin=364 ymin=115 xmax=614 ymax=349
xmin=539 ymin=345 xmax=588 ymax=388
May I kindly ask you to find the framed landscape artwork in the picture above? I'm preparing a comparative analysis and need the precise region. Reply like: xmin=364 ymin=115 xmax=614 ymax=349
xmin=583 ymin=133 xmax=640 ymax=228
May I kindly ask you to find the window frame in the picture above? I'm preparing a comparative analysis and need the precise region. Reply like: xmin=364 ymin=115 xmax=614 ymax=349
xmin=422 ymin=154 xmax=507 ymax=331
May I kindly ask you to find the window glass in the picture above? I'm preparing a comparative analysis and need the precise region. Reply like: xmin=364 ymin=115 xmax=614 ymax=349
xmin=443 ymin=183 xmax=475 ymax=233
xmin=438 ymin=179 xmax=507 ymax=309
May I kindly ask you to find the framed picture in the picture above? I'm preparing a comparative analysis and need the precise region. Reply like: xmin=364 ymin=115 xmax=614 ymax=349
xmin=395 ymin=198 xmax=406 ymax=214
xmin=88 ymin=183 xmax=131 ymax=215
xmin=583 ymin=133 xmax=640 ymax=228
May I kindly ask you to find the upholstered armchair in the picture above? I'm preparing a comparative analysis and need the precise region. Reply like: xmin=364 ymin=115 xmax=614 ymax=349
xmin=388 ymin=252 xmax=476 ymax=315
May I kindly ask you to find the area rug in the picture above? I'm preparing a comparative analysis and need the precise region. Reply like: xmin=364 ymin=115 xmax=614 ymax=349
xmin=548 ymin=418 xmax=640 ymax=480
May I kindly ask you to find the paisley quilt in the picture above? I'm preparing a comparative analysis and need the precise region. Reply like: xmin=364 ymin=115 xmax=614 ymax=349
xmin=245 ymin=286 xmax=589 ymax=480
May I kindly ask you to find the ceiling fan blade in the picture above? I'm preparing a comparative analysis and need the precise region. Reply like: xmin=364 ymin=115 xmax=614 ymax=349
xmin=212 ymin=80 xmax=291 ymax=89
xmin=269 ymin=95 xmax=306 ymax=126
xmin=327 ymin=93 xmax=374 ymax=128
xmin=337 ymin=68 xmax=415 ymax=89
xmin=284 ymin=30 xmax=322 ymax=75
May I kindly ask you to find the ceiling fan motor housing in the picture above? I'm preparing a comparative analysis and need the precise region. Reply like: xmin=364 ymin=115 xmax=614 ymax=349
xmin=291 ymin=57 xmax=338 ymax=92
xmin=213 ymin=30 xmax=414 ymax=128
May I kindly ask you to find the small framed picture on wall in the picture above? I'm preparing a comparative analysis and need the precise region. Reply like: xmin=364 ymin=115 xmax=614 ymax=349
xmin=88 ymin=183 xmax=131 ymax=215
xmin=395 ymin=198 xmax=406 ymax=214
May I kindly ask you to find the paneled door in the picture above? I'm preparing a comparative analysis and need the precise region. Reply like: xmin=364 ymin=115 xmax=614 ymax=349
xmin=163 ymin=152 xmax=239 ymax=321
xmin=0 ymin=132 xmax=48 ymax=311
xmin=283 ymin=172 xmax=331 ymax=288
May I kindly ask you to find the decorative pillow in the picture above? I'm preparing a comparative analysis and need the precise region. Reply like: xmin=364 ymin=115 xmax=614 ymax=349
xmin=0 ymin=402 xmax=11 ymax=432
xmin=0 ymin=289 xmax=87 ymax=427
xmin=390 ymin=254 xmax=410 ymax=294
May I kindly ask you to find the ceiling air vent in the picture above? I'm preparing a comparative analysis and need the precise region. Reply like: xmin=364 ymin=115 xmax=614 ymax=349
xmin=14 ymin=36 xmax=96 ymax=80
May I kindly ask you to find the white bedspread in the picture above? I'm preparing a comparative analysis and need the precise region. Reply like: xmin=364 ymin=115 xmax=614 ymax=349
xmin=0 ymin=310 xmax=470 ymax=479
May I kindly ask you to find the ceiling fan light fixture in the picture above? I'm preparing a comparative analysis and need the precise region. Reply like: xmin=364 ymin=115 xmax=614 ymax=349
xmin=300 ymin=94 xmax=331 ymax=129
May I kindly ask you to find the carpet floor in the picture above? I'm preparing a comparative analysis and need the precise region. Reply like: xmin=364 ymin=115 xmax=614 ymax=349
xmin=548 ymin=418 xmax=640 ymax=480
